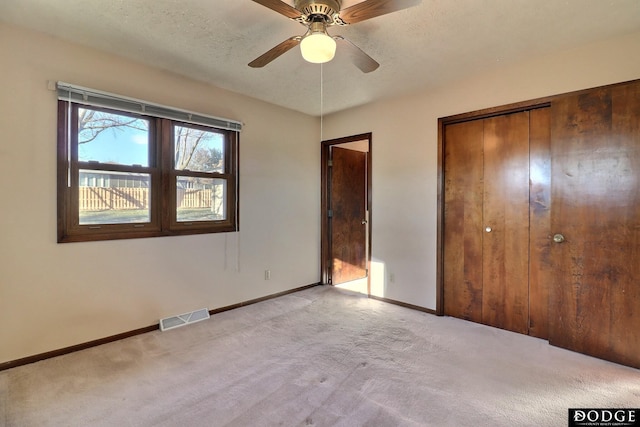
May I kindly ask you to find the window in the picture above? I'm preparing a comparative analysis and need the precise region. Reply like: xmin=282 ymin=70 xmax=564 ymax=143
xmin=57 ymin=86 xmax=240 ymax=243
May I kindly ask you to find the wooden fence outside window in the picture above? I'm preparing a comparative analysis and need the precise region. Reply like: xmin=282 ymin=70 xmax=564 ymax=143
xmin=79 ymin=187 xmax=222 ymax=211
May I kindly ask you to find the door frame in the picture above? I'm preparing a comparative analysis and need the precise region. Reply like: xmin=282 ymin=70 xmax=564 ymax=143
xmin=321 ymin=133 xmax=372 ymax=291
xmin=436 ymin=98 xmax=552 ymax=315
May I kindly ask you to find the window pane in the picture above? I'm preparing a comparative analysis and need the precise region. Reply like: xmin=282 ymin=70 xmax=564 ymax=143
xmin=79 ymin=170 xmax=150 ymax=224
xmin=174 ymin=125 xmax=224 ymax=172
xmin=78 ymin=108 xmax=150 ymax=166
xmin=176 ymin=177 xmax=227 ymax=222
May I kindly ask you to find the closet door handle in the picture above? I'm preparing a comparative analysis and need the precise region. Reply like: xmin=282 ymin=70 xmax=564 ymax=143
xmin=553 ymin=233 xmax=565 ymax=243
xmin=485 ymin=226 xmax=492 ymax=233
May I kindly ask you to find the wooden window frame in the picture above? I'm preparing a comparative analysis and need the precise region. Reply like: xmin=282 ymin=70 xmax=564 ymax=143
xmin=57 ymin=101 xmax=238 ymax=243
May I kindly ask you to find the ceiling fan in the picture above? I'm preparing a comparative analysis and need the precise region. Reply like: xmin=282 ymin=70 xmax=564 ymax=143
xmin=248 ymin=0 xmax=421 ymax=73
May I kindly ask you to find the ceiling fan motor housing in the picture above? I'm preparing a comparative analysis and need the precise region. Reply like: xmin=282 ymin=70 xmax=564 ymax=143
xmin=295 ymin=0 xmax=341 ymax=21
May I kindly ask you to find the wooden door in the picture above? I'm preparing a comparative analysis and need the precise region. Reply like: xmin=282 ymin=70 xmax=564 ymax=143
xmin=330 ymin=147 xmax=367 ymax=285
xmin=443 ymin=120 xmax=484 ymax=323
xmin=549 ymin=81 xmax=640 ymax=368
xmin=444 ymin=111 xmax=536 ymax=335
xmin=528 ymin=108 xmax=552 ymax=340
xmin=482 ymin=112 xmax=531 ymax=334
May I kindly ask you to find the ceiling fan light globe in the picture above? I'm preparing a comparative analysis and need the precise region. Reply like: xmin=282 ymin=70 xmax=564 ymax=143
xmin=300 ymin=33 xmax=336 ymax=64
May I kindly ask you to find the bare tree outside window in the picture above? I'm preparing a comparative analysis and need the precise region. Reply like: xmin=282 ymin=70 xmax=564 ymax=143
xmin=174 ymin=125 xmax=226 ymax=222
xmin=78 ymin=108 xmax=147 ymax=145
xmin=77 ymin=109 xmax=223 ymax=173
xmin=174 ymin=125 xmax=224 ymax=173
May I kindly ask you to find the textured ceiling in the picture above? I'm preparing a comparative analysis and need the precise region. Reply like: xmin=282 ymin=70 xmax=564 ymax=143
xmin=1 ymin=0 xmax=640 ymax=116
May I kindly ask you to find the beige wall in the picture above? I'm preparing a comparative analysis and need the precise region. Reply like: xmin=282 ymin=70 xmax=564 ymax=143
xmin=323 ymin=31 xmax=640 ymax=309
xmin=0 ymin=23 xmax=320 ymax=364
xmin=3 ymin=20 xmax=640 ymax=365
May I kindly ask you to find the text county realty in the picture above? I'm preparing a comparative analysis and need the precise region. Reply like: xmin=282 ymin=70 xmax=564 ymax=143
xmin=569 ymin=409 xmax=639 ymax=427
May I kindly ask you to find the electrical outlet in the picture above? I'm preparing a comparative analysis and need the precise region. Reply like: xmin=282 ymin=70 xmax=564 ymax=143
xmin=265 ymin=270 xmax=271 ymax=280
xmin=389 ymin=272 xmax=395 ymax=283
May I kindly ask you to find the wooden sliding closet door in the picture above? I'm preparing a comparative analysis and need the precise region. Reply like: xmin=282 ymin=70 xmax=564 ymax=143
xmin=482 ymin=112 xmax=530 ymax=334
xmin=549 ymin=81 xmax=640 ymax=368
xmin=528 ymin=108 xmax=552 ymax=340
xmin=444 ymin=110 xmax=536 ymax=335
xmin=443 ymin=120 xmax=484 ymax=323
xmin=442 ymin=79 xmax=639 ymax=367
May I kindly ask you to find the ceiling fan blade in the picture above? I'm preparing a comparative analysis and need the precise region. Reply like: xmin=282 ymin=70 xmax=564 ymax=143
xmin=251 ymin=0 xmax=302 ymax=20
xmin=334 ymin=36 xmax=380 ymax=73
xmin=248 ymin=37 xmax=301 ymax=68
xmin=339 ymin=0 xmax=420 ymax=24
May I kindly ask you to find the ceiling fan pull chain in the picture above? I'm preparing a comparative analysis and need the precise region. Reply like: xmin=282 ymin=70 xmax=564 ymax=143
xmin=320 ymin=62 xmax=324 ymax=142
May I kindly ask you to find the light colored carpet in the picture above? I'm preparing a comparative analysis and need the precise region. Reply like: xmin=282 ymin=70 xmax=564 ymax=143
xmin=1 ymin=285 xmax=638 ymax=426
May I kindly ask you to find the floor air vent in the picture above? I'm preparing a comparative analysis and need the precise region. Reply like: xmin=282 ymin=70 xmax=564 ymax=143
xmin=160 ymin=308 xmax=210 ymax=331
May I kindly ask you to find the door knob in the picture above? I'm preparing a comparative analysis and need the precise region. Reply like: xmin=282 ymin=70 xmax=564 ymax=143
xmin=553 ymin=234 xmax=565 ymax=243
xmin=362 ymin=219 xmax=367 ymax=225
xmin=485 ymin=226 xmax=492 ymax=233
